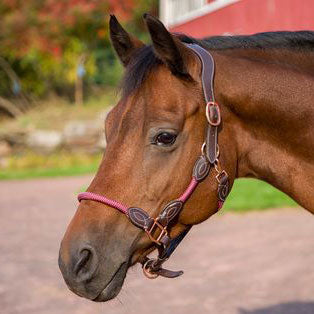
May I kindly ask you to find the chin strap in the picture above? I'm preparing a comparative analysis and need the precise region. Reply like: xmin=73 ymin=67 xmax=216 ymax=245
xmin=141 ymin=226 xmax=192 ymax=278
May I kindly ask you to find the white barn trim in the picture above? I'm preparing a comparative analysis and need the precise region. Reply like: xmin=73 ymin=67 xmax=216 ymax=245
xmin=160 ymin=0 xmax=240 ymax=27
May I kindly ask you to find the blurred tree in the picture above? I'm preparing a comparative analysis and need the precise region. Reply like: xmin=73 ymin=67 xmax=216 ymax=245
xmin=0 ymin=0 xmax=158 ymax=101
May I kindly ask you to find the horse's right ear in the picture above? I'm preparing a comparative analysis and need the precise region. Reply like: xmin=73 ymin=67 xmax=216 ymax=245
xmin=109 ymin=15 xmax=144 ymax=66
xmin=143 ymin=14 xmax=195 ymax=79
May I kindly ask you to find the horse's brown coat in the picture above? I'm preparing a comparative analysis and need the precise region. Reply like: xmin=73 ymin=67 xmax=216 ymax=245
xmin=59 ymin=14 xmax=314 ymax=302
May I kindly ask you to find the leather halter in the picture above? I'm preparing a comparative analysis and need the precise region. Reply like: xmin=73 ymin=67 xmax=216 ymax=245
xmin=78 ymin=44 xmax=230 ymax=279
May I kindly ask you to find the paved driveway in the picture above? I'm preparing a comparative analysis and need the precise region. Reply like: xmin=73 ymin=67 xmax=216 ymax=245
xmin=0 ymin=176 xmax=313 ymax=314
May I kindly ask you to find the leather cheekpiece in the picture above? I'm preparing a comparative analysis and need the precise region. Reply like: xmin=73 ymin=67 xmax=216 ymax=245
xmin=217 ymin=171 xmax=229 ymax=202
xmin=193 ymin=155 xmax=211 ymax=181
xmin=127 ymin=207 xmax=154 ymax=230
xmin=158 ymin=200 xmax=184 ymax=226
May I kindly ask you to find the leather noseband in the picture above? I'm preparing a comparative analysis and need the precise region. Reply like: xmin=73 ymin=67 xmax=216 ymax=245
xmin=78 ymin=44 xmax=230 ymax=279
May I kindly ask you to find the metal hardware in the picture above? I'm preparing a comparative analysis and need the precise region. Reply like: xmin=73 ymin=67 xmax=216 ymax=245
xmin=142 ymin=260 xmax=159 ymax=279
xmin=206 ymin=102 xmax=221 ymax=126
xmin=201 ymin=142 xmax=206 ymax=155
xmin=145 ymin=219 xmax=168 ymax=245
xmin=216 ymin=170 xmax=227 ymax=184
xmin=213 ymin=155 xmax=223 ymax=175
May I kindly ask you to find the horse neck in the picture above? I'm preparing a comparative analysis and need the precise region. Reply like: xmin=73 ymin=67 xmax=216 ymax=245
xmin=213 ymin=48 xmax=314 ymax=212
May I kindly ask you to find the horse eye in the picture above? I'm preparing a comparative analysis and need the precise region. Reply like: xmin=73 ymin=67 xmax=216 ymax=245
xmin=155 ymin=132 xmax=177 ymax=146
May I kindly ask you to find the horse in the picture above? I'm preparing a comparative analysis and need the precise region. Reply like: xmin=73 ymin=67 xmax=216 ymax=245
xmin=58 ymin=14 xmax=314 ymax=302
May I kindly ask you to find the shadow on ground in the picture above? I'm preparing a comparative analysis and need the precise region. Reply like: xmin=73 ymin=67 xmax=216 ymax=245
xmin=239 ymin=302 xmax=314 ymax=314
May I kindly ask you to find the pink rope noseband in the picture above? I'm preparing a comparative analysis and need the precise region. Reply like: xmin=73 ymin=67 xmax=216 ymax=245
xmin=78 ymin=192 xmax=128 ymax=214
xmin=178 ymin=177 xmax=198 ymax=203
xmin=78 ymin=177 xmax=202 ymax=215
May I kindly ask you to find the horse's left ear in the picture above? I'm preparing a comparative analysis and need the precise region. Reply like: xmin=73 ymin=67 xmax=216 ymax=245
xmin=110 ymin=15 xmax=144 ymax=66
xmin=143 ymin=13 xmax=193 ymax=78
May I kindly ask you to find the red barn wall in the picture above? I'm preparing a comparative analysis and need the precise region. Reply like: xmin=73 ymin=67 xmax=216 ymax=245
xmin=169 ymin=0 xmax=314 ymax=37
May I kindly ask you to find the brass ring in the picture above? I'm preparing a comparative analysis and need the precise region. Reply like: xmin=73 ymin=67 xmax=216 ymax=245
xmin=201 ymin=142 xmax=206 ymax=155
xmin=142 ymin=260 xmax=159 ymax=279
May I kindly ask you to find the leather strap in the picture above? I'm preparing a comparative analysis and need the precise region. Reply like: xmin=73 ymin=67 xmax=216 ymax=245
xmin=206 ymin=126 xmax=218 ymax=164
xmin=186 ymin=44 xmax=215 ymax=103
xmin=186 ymin=44 xmax=219 ymax=164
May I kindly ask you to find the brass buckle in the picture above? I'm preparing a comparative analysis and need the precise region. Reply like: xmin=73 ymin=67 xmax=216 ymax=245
xmin=216 ymin=170 xmax=227 ymax=184
xmin=145 ymin=219 xmax=168 ymax=245
xmin=206 ymin=101 xmax=221 ymax=126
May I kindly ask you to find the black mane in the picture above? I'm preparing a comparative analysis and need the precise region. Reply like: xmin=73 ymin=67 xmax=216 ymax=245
xmin=121 ymin=31 xmax=314 ymax=97
xmin=179 ymin=31 xmax=314 ymax=50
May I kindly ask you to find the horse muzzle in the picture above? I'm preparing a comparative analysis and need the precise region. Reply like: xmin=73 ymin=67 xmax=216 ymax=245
xmin=58 ymin=227 xmax=129 ymax=302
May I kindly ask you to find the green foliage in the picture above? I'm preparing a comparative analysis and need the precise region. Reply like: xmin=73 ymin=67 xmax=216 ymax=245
xmin=92 ymin=47 xmax=123 ymax=86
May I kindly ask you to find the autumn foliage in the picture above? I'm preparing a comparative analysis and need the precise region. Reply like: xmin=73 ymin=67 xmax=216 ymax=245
xmin=0 ymin=0 xmax=157 ymax=98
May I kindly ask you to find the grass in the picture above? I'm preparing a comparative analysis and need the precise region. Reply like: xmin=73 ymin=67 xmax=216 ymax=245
xmin=0 ymin=92 xmax=111 ymax=179
xmin=0 ymin=91 xmax=117 ymax=135
xmin=0 ymin=92 xmax=114 ymax=179
xmin=0 ymin=152 xmax=101 ymax=180
xmin=0 ymin=165 xmax=98 ymax=180
xmin=224 ymin=178 xmax=297 ymax=212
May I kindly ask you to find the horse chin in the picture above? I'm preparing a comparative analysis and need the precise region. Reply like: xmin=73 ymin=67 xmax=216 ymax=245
xmin=93 ymin=262 xmax=128 ymax=302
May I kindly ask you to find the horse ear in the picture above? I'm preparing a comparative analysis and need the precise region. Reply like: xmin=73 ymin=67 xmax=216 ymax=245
xmin=143 ymin=13 xmax=192 ymax=78
xmin=109 ymin=15 xmax=144 ymax=66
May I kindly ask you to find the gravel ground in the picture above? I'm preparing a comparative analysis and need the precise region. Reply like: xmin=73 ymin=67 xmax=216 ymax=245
xmin=0 ymin=175 xmax=313 ymax=314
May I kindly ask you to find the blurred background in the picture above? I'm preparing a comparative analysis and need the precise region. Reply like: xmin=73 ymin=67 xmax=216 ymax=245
xmin=0 ymin=0 xmax=313 ymax=210
xmin=0 ymin=0 xmax=157 ymax=181
xmin=0 ymin=1 xmax=313 ymax=314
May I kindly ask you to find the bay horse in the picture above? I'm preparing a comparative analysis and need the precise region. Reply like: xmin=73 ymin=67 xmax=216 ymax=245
xmin=59 ymin=14 xmax=314 ymax=302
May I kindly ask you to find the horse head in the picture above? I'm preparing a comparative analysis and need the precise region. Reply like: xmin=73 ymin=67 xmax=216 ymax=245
xmin=58 ymin=14 xmax=236 ymax=302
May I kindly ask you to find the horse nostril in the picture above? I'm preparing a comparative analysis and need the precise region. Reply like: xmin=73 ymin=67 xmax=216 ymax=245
xmin=74 ymin=249 xmax=91 ymax=275
xmin=73 ymin=247 xmax=98 ymax=281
